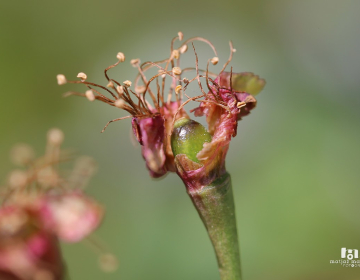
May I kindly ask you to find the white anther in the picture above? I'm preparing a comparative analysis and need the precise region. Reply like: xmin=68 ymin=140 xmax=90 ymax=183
xmin=85 ymin=90 xmax=95 ymax=101
xmin=77 ymin=72 xmax=87 ymax=81
xmin=116 ymin=52 xmax=125 ymax=62
xmin=57 ymin=74 xmax=67 ymax=85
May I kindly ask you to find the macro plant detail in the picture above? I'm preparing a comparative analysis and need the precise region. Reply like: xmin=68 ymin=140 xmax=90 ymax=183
xmin=0 ymin=129 xmax=116 ymax=280
xmin=58 ymin=32 xmax=265 ymax=280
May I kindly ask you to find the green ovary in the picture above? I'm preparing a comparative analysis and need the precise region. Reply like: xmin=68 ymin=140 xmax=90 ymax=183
xmin=171 ymin=117 xmax=212 ymax=164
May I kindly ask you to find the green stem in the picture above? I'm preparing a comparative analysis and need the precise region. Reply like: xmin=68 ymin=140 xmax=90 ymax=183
xmin=186 ymin=172 xmax=241 ymax=280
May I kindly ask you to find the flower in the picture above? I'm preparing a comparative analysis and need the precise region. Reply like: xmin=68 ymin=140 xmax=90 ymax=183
xmin=0 ymin=202 xmax=63 ymax=280
xmin=173 ymin=70 xmax=264 ymax=190
xmin=58 ymin=33 xmax=266 ymax=280
xmin=0 ymin=129 xmax=108 ymax=279
xmin=58 ymin=33 xmax=265 ymax=182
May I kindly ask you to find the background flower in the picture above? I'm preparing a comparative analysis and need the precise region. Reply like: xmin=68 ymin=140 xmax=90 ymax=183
xmin=0 ymin=129 xmax=110 ymax=279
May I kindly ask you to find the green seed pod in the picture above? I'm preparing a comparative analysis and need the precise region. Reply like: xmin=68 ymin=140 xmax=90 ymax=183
xmin=171 ymin=117 xmax=212 ymax=164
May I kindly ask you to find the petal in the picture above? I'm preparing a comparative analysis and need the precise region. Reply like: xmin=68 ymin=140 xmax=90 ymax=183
xmin=40 ymin=192 xmax=103 ymax=242
xmin=133 ymin=116 xmax=167 ymax=178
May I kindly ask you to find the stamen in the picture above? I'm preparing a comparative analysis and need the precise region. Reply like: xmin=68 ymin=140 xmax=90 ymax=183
xmin=179 ymin=37 xmax=218 ymax=57
xmin=66 ymin=80 xmax=117 ymax=100
xmin=181 ymin=67 xmax=217 ymax=78
xmin=134 ymin=58 xmax=169 ymax=89
xmin=230 ymin=67 xmax=233 ymax=93
xmin=167 ymin=92 xmax=172 ymax=105
xmin=63 ymin=91 xmax=85 ymax=98
xmin=144 ymin=99 xmax=153 ymax=110
xmin=135 ymin=63 xmax=159 ymax=110
xmin=206 ymin=59 xmax=216 ymax=98
xmin=191 ymin=43 xmax=207 ymax=96
xmin=219 ymin=41 xmax=235 ymax=76
xmin=101 ymin=115 xmax=132 ymax=133
xmin=178 ymin=31 xmax=184 ymax=41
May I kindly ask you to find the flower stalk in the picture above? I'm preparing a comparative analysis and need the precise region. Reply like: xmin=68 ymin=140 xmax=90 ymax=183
xmin=171 ymin=118 xmax=241 ymax=280
xmin=188 ymin=172 xmax=241 ymax=280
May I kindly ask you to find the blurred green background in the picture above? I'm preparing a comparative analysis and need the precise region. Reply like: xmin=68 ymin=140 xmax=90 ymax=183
xmin=1 ymin=0 xmax=360 ymax=279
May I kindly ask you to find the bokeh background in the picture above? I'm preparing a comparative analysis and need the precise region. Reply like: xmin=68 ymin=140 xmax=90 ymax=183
xmin=1 ymin=0 xmax=360 ymax=279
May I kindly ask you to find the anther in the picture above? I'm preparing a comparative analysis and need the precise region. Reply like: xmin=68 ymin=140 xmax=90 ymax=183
xmin=211 ymin=57 xmax=219 ymax=65
xmin=116 ymin=52 xmax=125 ymax=62
xmin=85 ymin=90 xmax=95 ymax=101
xmin=57 ymin=74 xmax=67 ymax=85
xmin=175 ymin=85 xmax=182 ymax=95
xmin=135 ymin=85 xmax=146 ymax=94
xmin=172 ymin=67 xmax=182 ymax=75
xmin=130 ymin=58 xmax=140 ymax=67
xmin=237 ymin=101 xmax=246 ymax=108
xmin=77 ymin=72 xmax=87 ymax=81
xmin=47 ymin=128 xmax=64 ymax=145
xmin=114 ymin=99 xmax=125 ymax=108
xmin=116 ymin=85 xmax=124 ymax=94
xmin=107 ymin=81 xmax=115 ymax=89
xmin=123 ymin=80 xmax=132 ymax=87
xmin=178 ymin=31 xmax=184 ymax=41
xmin=172 ymin=50 xmax=180 ymax=59
xmin=180 ymin=45 xmax=188 ymax=54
